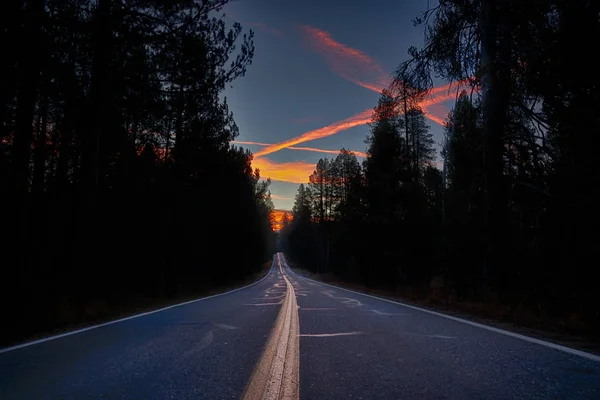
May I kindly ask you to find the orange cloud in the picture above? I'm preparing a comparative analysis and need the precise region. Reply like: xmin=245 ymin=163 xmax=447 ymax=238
xmin=231 ymin=24 xmax=464 ymax=186
xmin=250 ymin=87 xmax=453 ymax=159
xmin=301 ymin=25 xmax=460 ymax=126
xmin=271 ymin=194 xmax=293 ymax=200
xmin=421 ymin=103 xmax=450 ymax=126
xmin=246 ymin=98 xmax=451 ymax=184
xmin=253 ymin=109 xmax=373 ymax=157
xmin=252 ymin=156 xmax=315 ymax=184
xmin=423 ymin=112 xmax=446 ymax=127
xmin=234 ymin=140 xmax=271 ymax=146
xmin=290 ymin=146 xmax=366 ymax=158
xmin=233 ymin=140 xmax=366 ymax=158
xmin=302 ymin=26 xmax=389 ymax=93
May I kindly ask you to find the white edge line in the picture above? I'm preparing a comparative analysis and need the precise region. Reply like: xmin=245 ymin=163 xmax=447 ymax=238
xmin=0 ymin=264 xmax=275 ymax=354
xmin=281 ymin=256 xmax=600 ymax=363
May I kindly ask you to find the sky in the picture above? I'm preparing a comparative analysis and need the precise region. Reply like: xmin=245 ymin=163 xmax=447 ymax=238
xmin=222 ymin=0 xmax=458 ymax=211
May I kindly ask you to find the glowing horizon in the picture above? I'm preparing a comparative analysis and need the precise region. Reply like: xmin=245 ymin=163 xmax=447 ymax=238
xmin=252 ymin=157 xmax=316 ymax=184
xmin=271 ymin=209 xmax=293 ymax=230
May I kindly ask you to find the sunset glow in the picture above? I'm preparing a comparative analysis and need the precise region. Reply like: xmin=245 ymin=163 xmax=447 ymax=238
xmin=252 ymin=84 xmax=454 ymax=160
xmin=241 ymin=24 xmax=464 ymax=190
xmin=252 ymin=157 xmax=316 ymax=184
xmin=249 ymin=88 xmax=454 ymax=183
xmin=271 ymin=194 xmax=293 ymax=201
xmin=271 ymin=209 xmax=293 ymax=231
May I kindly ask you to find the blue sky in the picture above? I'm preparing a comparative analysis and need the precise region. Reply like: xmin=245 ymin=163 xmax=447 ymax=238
xmin=222 ymin=0 xmax=454 ymax=210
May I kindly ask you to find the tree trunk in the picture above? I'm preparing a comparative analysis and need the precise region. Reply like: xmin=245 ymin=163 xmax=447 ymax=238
xmin=55 ymin=38 xmax=78 ymax=190
xmin=480 ymin=0 xmax=510 ymax=291
xmin=412 ymin=115 xmax=418 ymax=179
xmin=82 ymin=0 xmax=112 ymax=192
xmin=402 ymin=86 xmax=410 ymax=161
xmin=12 ymin=0 xmax=44 ymax=194
xmin=56 ymin=104 xmax=74 ymax=190
xmin=33 ymin=94 xmax=49 ymax=192
xmin=173 ymin=83 xmax=185 ymax=171
xmin=164 ymin=115 xmax=171 ymax=161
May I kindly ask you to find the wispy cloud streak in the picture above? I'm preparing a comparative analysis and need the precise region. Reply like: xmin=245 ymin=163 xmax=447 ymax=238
xmin=249 ymin=85 xmax=455 ymax=159
xmin=270 ymin=194 xmax=293 ymax=201
xmin=301 ymin=25 xmax=458 ymax=125
xmin=226 ymin=24 xmax=462 ymax=186
xmin=233 ymin=140 xmax=366 ymax=158
xmin=253 ymin=109 xmax=373 ymax=157
xmin=301 ymin=26 xmax=389 ymax=93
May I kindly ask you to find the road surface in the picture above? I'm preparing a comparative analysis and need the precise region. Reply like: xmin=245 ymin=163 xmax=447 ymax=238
xmin=1 ymin=253 xmax=599 ymax=399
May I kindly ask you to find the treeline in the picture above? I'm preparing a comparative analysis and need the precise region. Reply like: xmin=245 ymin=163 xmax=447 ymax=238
xmin=0 ymin=0 xmax=274 ymax=344
xmin=283 ymin=0 xmax=599 ymax=331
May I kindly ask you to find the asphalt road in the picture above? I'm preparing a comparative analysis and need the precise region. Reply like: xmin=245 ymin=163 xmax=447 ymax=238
xmin=0 ymin=263 xmax=285 ymax=400
xmin=2 ymin=253 xmax=599 ymax=399
xmin=282 ymin=257 xmax=600 ymax=400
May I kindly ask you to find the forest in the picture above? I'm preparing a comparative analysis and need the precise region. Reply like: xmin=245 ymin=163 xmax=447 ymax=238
xmin=282 ymin=0 xmax=599 ymax=334
xmin=0 ymin=0 xmax=274 ymax=345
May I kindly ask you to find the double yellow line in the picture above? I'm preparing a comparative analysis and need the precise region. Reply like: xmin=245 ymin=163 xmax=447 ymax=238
xmin=243 ymin=254 xmax=300 ymax=400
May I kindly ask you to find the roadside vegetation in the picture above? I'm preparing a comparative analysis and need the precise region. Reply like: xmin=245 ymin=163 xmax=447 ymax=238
xmin=282 ymin=0 xmax=599 ymax=338
xmin=0 ymin=0 xmax=274 ymax=346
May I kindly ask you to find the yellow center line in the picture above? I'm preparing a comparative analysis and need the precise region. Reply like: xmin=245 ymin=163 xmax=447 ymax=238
xmin=242 ymin=254 xmax=300 ymax=400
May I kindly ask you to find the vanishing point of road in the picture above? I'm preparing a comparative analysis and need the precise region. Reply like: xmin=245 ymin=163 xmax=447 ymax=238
xmin=1 ymin=253 xmax=599 ymax=399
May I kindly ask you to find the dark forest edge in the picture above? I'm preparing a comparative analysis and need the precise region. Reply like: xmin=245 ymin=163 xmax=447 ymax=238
xmin=2 ymin=260 xmax=272 ymax=349
xmin=0 ymin=0 xmax=275 ymax=346
xmin=284 ymin=255 xmax=599 ymax=353
xmin=281 ymin=1 xmax=599 ymax=337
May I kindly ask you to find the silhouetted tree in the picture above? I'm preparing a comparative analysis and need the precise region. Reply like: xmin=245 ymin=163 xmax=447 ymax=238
xmin=284 ymin=184 xmax=318 ymax=273
xmin=0 ymin=0 xmax=272 ymax=346
xmin=406 ymin=108 xmax=435 ymax=182
xmin=285 ymin=0 xmax=599 ymax=334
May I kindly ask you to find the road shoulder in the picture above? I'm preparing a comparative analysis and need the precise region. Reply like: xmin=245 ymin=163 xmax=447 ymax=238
xmin=284 ymin=257 xmax=600 ymax=358
xmin=1 ymin=261 xmax=273 ymax=352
